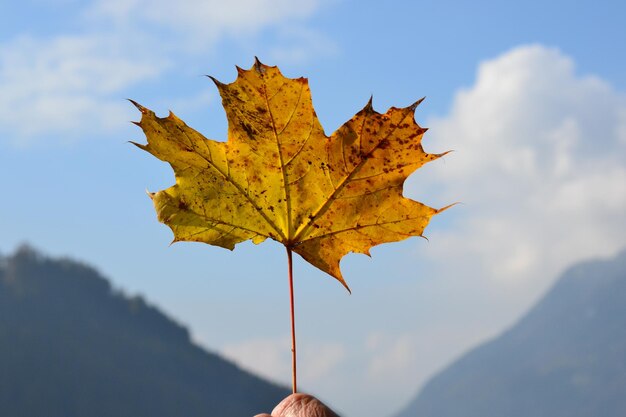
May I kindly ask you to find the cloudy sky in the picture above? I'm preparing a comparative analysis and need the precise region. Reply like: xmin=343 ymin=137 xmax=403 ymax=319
xmin=1 ymin=1 xmax=625 ymax=416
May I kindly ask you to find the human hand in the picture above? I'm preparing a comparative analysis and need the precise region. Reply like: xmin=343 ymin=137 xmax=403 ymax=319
xmin=254 ymin=393 xmax=339 ymax=417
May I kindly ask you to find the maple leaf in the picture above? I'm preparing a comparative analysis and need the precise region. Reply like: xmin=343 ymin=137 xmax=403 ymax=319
xmin=131 ymin=58 xmax=447 ymax=291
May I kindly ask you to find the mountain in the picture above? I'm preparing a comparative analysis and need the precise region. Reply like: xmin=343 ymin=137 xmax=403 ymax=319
xmin=0 ymin=245 xmax=289 ymax=417
xmin=395 ymin=249 xmax=626 ymax=417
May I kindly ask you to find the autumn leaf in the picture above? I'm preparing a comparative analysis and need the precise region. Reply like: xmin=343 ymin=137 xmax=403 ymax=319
xmin=131 ymin=58 xmax=447 ymax=291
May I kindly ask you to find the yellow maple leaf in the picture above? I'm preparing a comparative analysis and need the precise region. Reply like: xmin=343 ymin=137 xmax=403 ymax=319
xmin=132 ymin=59 xmax=447 ymax=291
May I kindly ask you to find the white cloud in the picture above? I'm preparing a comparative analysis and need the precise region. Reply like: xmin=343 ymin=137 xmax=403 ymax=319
xmin=220 ymin=335 xmax=346 ymax=386
xmin=416 ymin=44 xmax=626 ymax=286
xmin=366 ymin=332 xmax=415 ymax=379
xmin=86 ymin=0 xmax=323 ymax=51
xmin=268 ymin=26 xmax=338 ymax=65
xmin=617 ymin=107 xmax=626 ymax=145
xmin=0 ymin=34 xmax=166 ymax=143
xmin=1 ymin=0 xmax=331 ymax=144
xmin=89 ymin=0 xmax=318 ymax=29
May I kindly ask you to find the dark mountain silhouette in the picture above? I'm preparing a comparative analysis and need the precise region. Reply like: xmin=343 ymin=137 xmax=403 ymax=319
xmin=395 ymin=249 xmax=626 ymax=417
xmin=0 ymin=245 xmax=289 ymax=417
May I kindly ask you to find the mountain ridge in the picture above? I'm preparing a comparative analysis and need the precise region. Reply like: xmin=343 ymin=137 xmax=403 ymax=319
xmin=0 ymin=244 xmax=290 ymax=417
xmin=394 ymin=249 xmax=626 ymax=417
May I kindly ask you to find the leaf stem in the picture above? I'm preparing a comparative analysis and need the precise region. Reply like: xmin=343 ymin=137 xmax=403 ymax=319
xmin=286 ymin=246 xmax=297 ymax=394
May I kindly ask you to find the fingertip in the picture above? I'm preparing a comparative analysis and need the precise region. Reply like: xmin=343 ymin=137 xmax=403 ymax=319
xmin=272 ymin=393 xmax=310 ymax=415
xmin=271 ymin=393 xmax=339 ymax=417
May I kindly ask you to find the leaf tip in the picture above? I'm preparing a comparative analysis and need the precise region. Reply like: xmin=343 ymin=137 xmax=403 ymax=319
xmin=145 ymin=189 xmax=156 ymax=200
xmin=342 ymin=280 xmax=352 ymax=294
xmin=436 ymin=202 xmax=459 ymax=214
xmin=253 ymin=57 xmax=268 ymax=75
xmin=129 ymin=141 xmax=148 ymax=151
xmin=431 ymin=149 xmax=453 ymax=162
xmin=167 ymin=110 xmax=181 ymax=122
xmin=128 ymin=99 xmax=147 ymax=113
xmin=332 ymin=272 xmax=352 ymax=293
xmin=207 ymin=75 xmax=225 ymax=89
xmin=363 ymin=95 xmax=374 ymax=113
xmin=408 ymin=96 xmax=426 ymax=111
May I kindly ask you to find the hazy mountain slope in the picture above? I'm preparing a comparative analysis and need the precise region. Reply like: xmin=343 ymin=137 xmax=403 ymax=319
xmin=395 ymin=249 xmax=626 ymax=417
xmin=0 ymin=246 xmax=289 ymax=417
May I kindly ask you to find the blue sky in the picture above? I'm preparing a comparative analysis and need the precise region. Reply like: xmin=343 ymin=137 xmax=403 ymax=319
xmin=2 ymin=1 xmax=626 ymax=416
